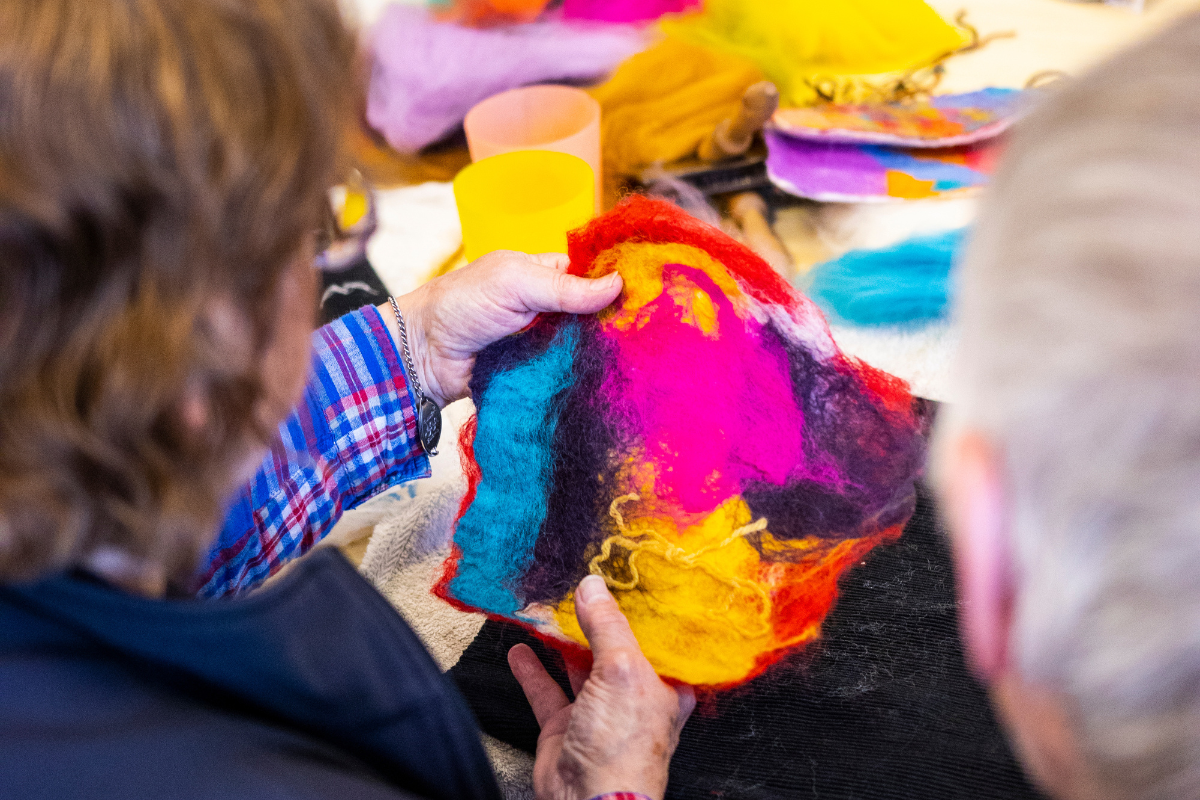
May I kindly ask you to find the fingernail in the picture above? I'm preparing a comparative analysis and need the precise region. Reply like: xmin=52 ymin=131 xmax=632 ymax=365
xmin=578 ymin=574 xmax=608 ymax=605
xmin=605 ymin=272 xmax=621 ymax=286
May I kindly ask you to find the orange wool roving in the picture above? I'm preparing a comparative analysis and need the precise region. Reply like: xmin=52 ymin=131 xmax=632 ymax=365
xmin=434 ymin=0 xmax=550 ymax=26
xmin=436 ymin=197 xmax=929 ymax=687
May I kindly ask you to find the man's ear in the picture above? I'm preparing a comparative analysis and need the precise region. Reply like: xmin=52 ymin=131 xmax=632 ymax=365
xmin=942 ymin=429 xmax=1015 ymax=680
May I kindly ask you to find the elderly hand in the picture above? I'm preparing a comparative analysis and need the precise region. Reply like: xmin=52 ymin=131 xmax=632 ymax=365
xmin=385 ymin=251 xmax=622 ymax=408
xmin=508 ymin=575 xmax=696 ymax=800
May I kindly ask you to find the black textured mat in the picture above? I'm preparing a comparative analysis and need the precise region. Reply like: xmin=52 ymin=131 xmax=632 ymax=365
xmin=319 ymin=256 xmax=390 ymax=326
xmin=449 ymin=483 xmax=1046 ymax=800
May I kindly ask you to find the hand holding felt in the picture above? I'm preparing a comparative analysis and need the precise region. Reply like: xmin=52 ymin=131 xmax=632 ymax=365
xmin=388 ymin=251 xmax=623 ymax=407
xmin=509 ymin=575 xmax=695 ymax=800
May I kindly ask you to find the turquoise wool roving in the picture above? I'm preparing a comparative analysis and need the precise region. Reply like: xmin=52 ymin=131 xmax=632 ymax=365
xmin=448 ymin=321 xmax=580 ymax=617
xmin=804 ymin=228 xmax=966 ymax=326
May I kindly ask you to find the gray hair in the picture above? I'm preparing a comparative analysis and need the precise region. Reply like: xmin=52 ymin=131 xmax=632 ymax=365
xmin=941 ymin=13 xmax=1200 ymax=799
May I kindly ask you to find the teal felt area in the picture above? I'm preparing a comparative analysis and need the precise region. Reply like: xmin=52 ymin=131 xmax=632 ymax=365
xmin=804 ymin=228 xmax=966 ymax=327
xmin=448 ymin=320 xmax=580 ymax=616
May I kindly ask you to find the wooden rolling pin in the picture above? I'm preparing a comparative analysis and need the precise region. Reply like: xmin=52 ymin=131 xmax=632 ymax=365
xmin=697 ymin=81 xmax=780 ymax=163
xmin=728 ymin=191 xmax=795 ymax=279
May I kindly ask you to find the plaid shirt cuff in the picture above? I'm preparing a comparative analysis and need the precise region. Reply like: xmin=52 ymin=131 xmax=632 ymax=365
xmin=196 ymin=304 xmax=430 ymax=597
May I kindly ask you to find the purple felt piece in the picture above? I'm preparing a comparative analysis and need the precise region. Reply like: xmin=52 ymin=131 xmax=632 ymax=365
xmin=765 ymin=128 xmax=998 ymax=203
xmin=766 ymin=133 xmax=888 ymax=199
xmin=366 ymin=6 xmax=648 ymax=153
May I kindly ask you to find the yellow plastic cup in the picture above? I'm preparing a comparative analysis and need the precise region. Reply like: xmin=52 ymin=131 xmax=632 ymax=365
xmin=453 ymin=150 xmax=595 ymax=262
xmin=464 ymin=84 xmax=602 ymax=208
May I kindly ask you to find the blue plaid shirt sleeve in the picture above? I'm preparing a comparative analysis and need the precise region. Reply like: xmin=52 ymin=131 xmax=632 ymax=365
xmin=195 ymin=305 xmax=431 ymax=597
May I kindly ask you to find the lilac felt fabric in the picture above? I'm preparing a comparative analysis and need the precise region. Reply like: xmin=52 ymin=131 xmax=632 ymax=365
xmin=766 ymin=131 xmax=889 ymax=199
xmin=366 ymin=6 xmax=648 ymax=153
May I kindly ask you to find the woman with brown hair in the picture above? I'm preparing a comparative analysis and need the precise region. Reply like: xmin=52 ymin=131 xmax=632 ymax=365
xmin=0 ymin=1 xmax=692 ymax=798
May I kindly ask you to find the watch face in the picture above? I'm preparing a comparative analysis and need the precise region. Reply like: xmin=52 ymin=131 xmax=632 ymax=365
xmin=417 ymin=396 xmax=442 ymax=455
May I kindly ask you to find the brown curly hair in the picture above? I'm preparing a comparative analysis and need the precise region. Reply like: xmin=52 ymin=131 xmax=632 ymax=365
xmin=0 ymin=0 xmax=358 ymax=583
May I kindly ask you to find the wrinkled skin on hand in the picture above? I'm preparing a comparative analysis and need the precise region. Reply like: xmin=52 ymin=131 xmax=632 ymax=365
xmin=387 ymin=251 xmax=623 ymax=408
xmin=508 ymin=575 xmax=696 ymax=800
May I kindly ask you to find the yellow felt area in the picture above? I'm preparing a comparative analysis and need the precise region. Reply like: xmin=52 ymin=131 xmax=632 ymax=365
xmin=549 ymin=492 xmax=885 ymax=685
xmin=886 ymin=170 xmax=938 ymax=200
xmin=589 ymin=37 xmax=764 ymax=179
xmin=588 ymin=241 xmax=747 ymax=331
xmin=661 ymin=0 xmax=967 ymax=107
xmin=666 ymin=273 xmax=719 ymax=337
xmin=554 ymin=497 xmax=794 ymax=686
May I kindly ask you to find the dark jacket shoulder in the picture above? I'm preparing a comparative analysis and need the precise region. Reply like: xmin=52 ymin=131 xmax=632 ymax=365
xmin=0 ymin=549 xmax=500 ymax=800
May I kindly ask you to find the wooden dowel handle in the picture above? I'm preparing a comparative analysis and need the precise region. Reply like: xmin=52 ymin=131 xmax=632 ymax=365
xmin=698 ymin=81 xmax=779 ymax=162
xmin=728 ymin=191 xmax=794 ymax=278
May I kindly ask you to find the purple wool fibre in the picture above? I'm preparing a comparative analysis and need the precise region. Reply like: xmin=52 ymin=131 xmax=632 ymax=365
xmin=366 ymin=5 xmax=649 ymax=153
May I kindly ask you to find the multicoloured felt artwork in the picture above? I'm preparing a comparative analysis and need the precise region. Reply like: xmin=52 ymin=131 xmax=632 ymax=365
xmin=772 ymin=88 xmax=1023 ymax=148
xmin=435 ymin=196 xmax=929 ymax=687
xmin=765 ymin=128 xmax=1000 ymax=203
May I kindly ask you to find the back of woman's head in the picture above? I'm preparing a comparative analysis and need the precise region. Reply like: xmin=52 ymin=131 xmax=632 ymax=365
xmin=0 ymin=0 xmax=357 ymax=583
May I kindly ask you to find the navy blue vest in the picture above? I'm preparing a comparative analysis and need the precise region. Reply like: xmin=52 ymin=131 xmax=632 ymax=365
xmin=0 ymin=548 xmax=501 ymax=800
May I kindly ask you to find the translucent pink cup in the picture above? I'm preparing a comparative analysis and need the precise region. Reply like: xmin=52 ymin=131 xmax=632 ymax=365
xmin=464 ymin=84 xmax=602 ymax=209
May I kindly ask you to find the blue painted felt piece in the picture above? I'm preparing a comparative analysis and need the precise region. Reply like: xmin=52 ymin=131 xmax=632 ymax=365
xmin=929 ymin=86 xmax=1023 ymax=113
xmin=449 ymin=320 xmax=580 ymax=616
xmin=804 ymin=228 xmax=966 ymax=327
xmin=867 ymin=147 xmax=987 ymax=191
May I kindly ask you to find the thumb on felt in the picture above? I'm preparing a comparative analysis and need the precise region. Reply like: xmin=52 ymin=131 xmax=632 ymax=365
xmin=517 ymin=268 xmax=622 ymax=315
xmin=574 ymin=574 xmax=642 ymax=659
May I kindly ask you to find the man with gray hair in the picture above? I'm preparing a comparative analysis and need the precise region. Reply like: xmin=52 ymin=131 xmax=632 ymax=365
xmin=935 ymin=11 xmax=1200 ymax=800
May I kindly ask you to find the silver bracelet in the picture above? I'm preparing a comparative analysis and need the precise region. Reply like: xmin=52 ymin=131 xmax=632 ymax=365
xmin=389 ymin=296 xmax=441 ymax=456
